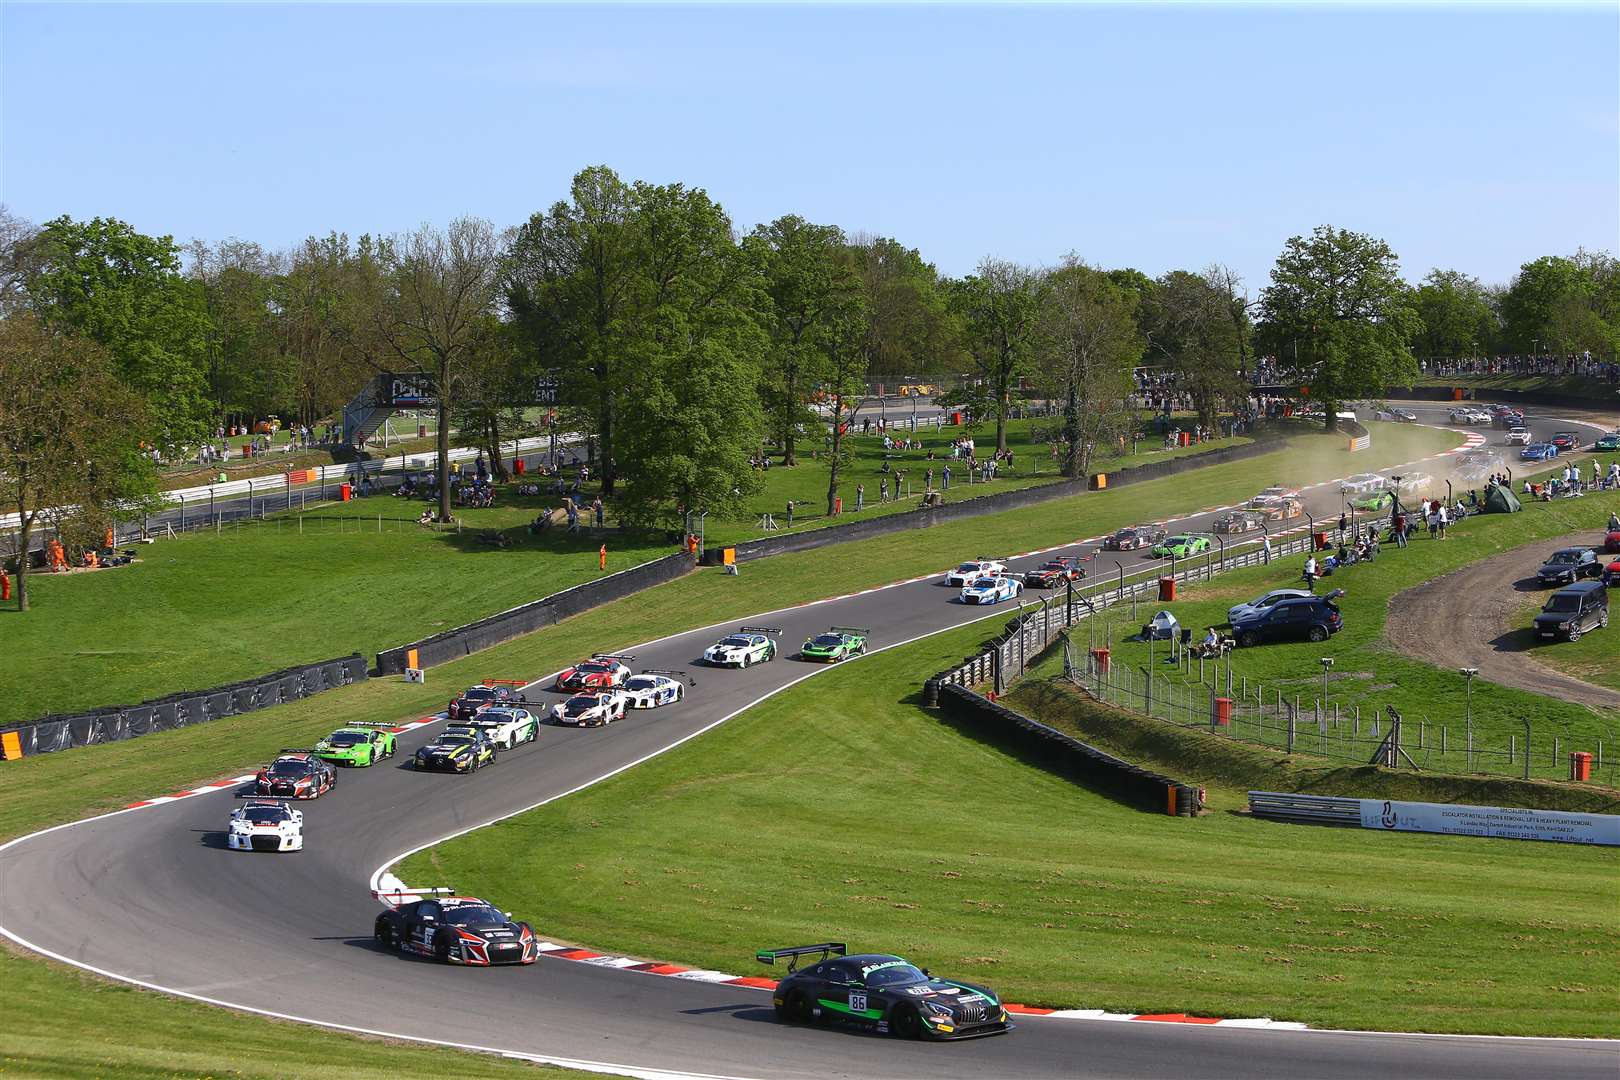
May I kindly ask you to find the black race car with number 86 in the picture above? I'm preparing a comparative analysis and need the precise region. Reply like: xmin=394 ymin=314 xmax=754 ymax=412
xmin=759 ymin=943 xmax=1011 ymax=1039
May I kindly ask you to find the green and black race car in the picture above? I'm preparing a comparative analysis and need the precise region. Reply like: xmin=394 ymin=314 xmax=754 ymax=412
xmin=313 ymin=723 xmax=397 ymax=767
xmin=411 ymin=730 xmax=498 ymax=773
xmin=1150 ymin=534 xmax=1211 ymax=559
xmin=800 ymin=626 xmax=870 ymax=663
xmin=760 ymin=943 xmax=1010 ymax=1040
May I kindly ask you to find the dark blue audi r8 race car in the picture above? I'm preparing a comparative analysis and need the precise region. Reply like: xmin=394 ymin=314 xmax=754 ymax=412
xmin=374 ymin=889 xmax=538 ymax=966
xmin=758 ymin=943 xmax=1011 ymax=1039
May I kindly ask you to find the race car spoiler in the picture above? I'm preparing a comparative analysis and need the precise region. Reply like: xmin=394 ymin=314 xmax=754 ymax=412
xmin=277 ymin=747 xmax=321 ymax=755
xmin=756 ymin=942 xmax=847 ymax=972
xmin=481 ymin=678 xmax=527 ymax=687
xmin=738 ymin=626 xmax=783 ymax=636
xmin=343 ymin=722 xmax=400 ymax=729
xmin=828 ymin=626 xmax=870 ymax=636
xmin=234 ymin=794 xmax=296 ymax=802
xmin=590 ymin=653 xmax=636 ymax=662
xmin=641 ymin=668 xmax=695 ymax=685
xmin=372 ymin=885 xmax=455 ymax=906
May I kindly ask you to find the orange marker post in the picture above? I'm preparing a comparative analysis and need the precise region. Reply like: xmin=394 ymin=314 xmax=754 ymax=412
xmin=599 ymin=544 xmax=607 ymax=571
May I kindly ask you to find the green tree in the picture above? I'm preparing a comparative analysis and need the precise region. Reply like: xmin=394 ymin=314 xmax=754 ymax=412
xmin=188 ymin=239 xmax=292 ymax=423
xmin=1035 ymin=259 xmax=1141 ymax=477
xmin=1143 ymin=268 xmax=1249 ymax=431
xmin=846 ymin=236 xmax=961 ymax=382
xmin=277 ymin=232 xmax=390 ymax=429
xmin=23 ymin=217 xmax=212 ymax=448
xmin=752 ymin=215 xmax=860 ymax=467
xmin=375 ymin=218 xmax=503 ymax=522
xmin=946 ymin=259 xmax=1045 ymax=453
xmin=0 ymin=314 xmax=157 ymax=611
xmin=1257 ymin=226 xmax=1422 ymax=431
xmin=1499 ymin=256 xmax=1587 ymax=354
xmin=1413 ymin=269 xmax=1498 ymax=359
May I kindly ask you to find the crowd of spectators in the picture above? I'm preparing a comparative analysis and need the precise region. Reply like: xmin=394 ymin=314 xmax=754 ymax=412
xmin=1420 ymin=353 xmax=1618 ymax=383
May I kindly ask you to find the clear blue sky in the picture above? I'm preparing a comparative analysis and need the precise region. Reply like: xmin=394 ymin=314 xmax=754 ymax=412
xmin=3 ymin=3 xmax=1615 ymax=291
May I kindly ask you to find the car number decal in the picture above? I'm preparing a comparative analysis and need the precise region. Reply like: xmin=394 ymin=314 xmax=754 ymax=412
xmin=849 ymin=992 xmax=867 ymax=1012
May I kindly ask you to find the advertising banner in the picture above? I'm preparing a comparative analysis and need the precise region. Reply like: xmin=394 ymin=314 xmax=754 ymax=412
xmin=1360 ymin=799 xmax=1620 ymax=846
xmin=386 ymin=373 xmax=437 ymax=407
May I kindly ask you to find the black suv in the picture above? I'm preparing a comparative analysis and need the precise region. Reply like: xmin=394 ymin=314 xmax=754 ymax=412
xmin=1232 ymin=593 xmax=1343 ymax=646
xmin=1533 ymin=581 xmax=1608 ymax=642
xmin=1536 ymin=548 xmax=1602 ymax=588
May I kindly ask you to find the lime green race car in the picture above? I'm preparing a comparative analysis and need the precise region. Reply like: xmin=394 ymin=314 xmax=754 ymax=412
xmin=313 ymin=723 xmax=397 ymax=767
xmin=800 ymin=626 xmax=870 ymax=662
xmin=1151 ymin=534 xmax=1211 ymax=559
xmin=1350 ymin=490 xmax=1395 ymax=512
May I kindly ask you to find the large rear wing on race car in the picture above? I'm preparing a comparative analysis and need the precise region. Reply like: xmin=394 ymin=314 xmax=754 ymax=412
xmin=372 ymin=885 xmax=455 ymax=906
xmin=641 ymin=668 xmax=695 ymax=685
xmin=591 ymin=653 xmax=636 ymax=662
xmin=756 ymin=943 xmax=847 ymax=973
xmin=277 ymin=747 xmax=321 ymax=755
xmin=829 ymin=626 xmax=870 ymax=637
xmin=481 ymin=678 xmax=527 ymax=687
xmin=343 ymin=722 xmax=401 ymax=729
xmin=738 ymin=626 xmax=783 ymax=636
xmin=234 ymin=794 xmax=296 ymax=802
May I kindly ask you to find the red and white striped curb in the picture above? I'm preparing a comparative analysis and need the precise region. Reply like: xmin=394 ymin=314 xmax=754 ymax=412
xmin=121 ymin=714 xmax=445 ymax=810
xmin=491 ymin=939 xmax=1307 ymax=1030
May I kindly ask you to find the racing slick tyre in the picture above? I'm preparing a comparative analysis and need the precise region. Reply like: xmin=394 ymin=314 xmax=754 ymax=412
xmin=1307 ymin=626 xmax=1328 ymax=643
xmin=526 ymin=725 xmax=539 ymax=744
xmin=781 ymin=989 xmax=814 ymax=1024
xmin=1239 ymin=631 xmax=1261 ymax=648
xmin=741 ymin=654 xmax=752 ymax=669
xmin=375 ymin=922 xmax=395 ymax=950
xmin=890 ymin=1003 xmax=923 ymax=1039
xmin=435 ymin=934 xmax=453 ymax=964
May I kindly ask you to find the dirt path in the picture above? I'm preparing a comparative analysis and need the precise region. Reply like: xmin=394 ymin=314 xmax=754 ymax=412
xmin=1385 ymin=531 xmax=1620 ymax=711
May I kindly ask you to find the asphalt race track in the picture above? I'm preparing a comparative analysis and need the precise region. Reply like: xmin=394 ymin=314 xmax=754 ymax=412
xmin=3 ymin=405 xmax=1617 ymax=1080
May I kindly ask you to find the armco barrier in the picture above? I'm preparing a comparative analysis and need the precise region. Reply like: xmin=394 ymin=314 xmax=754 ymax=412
xmin=937 ymin=683 xmax=1201 ymax=815
xmin=729 ymin=437 xmax=1287 ymax=565
xmin=376 ymin=553 xmax=694 ymax=674
xmin=0 ymin=654 xmax=367 ymax=760
xmin=1384 ymin=384 xmax=1618 ymax=409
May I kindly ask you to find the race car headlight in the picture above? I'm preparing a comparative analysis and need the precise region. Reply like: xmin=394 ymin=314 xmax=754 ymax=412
xmin=924 ymin=1001 xmax=954 ymax=1019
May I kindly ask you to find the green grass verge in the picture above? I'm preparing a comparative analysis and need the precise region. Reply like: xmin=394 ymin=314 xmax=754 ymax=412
xmin=398 ymin=620 xmax=1620 ymax=1038
xmin=0 ymin=422 xmax=1460 ymax=842
xmin=1081 ymin=487 xmax=1620 ymax=781
xmin=1005 ymin=670 xmax=1620 ymax=814
xmin=0 ymin=948 xmax=595 ymax=1079
xmin=1512 ymin=588 xmax=1620 ymax=692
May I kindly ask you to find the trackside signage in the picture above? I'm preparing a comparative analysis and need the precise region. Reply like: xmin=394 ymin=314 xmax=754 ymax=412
xmin=1359 ymin=799 xmax=1620 ymax=846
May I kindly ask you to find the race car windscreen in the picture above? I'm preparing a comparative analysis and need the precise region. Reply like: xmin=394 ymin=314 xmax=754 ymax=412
xmin=463 ymin=688 xmax=495 ymax=701
xmin=563 ymin=699 xmax=596 ymax=717
xmin=809 ymin=635 xmax=843 ymax=647
xmin=268 ymin=760 xmax=312 ymax=777
xmin=625 ymin=677 xmax=659 ymax=690
xmin=718 ymin=636 xmax=753 ymax=648
xmin=864 ymin=963 xmax=928 ymax=988
xmin=968 ymin=578 xmax=994 ymax=589
xmin=436 ymin=735 xmax=476 ymax=748
xmin=576 ymin=662 xmax=611 ymax=673
xmin=242 ymin=806 xmax=288 ymax=824
xmin=955 ymin=562 xmax=982 ymax=573
xmin=325 ymin=732 xmax=366 ymax=747
xmin=442 ymin=904 xmax=505 ymax=927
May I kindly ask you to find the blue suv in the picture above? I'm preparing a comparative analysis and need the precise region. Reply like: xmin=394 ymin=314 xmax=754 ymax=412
xmin=1232 ymin=594 xmax=1343 ymax=647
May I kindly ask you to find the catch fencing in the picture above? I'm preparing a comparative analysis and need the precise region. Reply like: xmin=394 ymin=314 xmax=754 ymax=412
xmin=1064 ymin=644 xmax=1618 ymax=788
xmin=0 ymin=654 xmax=368 ymax=760
xmin=923 ymin=520 xmax=1328 ymax=704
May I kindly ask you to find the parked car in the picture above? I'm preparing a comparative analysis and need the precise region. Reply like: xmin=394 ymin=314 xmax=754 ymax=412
xmin=1533 ymin=581 xmax=1608 ymax=642
xmin=1227 ymin=587 xmax=1312 ymax=626
xmin=1536 ymin=548 xmax=1602 ymax=587
xmin=1231 ymin=593 xmax=1343 ymax=646
xmin=1607 ymin=530 xmax=1620 ymax=555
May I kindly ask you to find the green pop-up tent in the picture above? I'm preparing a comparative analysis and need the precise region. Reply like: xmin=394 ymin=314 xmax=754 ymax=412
xmin=1483 ymin=484 xmax=1522 ymax=513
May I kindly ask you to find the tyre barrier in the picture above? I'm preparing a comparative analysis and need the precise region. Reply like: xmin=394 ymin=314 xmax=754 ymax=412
xmin=0 ymin=654 xmax=368 ymax=761
xmin=935 ymin=683 xmax=1202 ymax=816
xmin=376 ymin=552 xmax=694 ymax=675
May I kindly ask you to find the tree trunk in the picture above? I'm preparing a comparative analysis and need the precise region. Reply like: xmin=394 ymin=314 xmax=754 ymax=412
xmin=1322 ymin=406 xmax=1338 ymax=433
xmin=599 ymin=386 xmax=616 ymax=495
xmin=825 ymin=393 xmax=844 ymax=517
xmin=995 ymin=370 xmax=1009 ymax=453
xmin=14 ymin=513 xmax=30 ymax=612
xmin=1062 ymin=381 xmax=1081 ymax=479
xmin=487 ymin=418 xmax=507 ymax=481
xmin=781 ymin=364 xmax=798 ymax=466
xmin=436 ymin=359 xmax=452 ymax=523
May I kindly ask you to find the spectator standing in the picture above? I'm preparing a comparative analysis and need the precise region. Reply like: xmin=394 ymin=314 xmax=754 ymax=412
xmin=855 ymin=483 xmax=864 ymax=511
xmin=943 ymin=465 xmax=951 ymax=490
xmin=1303 ymin=554 xmax=1318 ymax=593
xmin=592 ymin=496 xmax=604 ymax=528
xmin=1437 ymin=504 xmax=1449 ymax=540
xmin=1262 ymin=532 xmax=1272 ymax=563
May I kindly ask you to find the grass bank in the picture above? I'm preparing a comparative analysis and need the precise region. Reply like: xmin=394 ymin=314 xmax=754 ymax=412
xmin=399 ymin=620 xmax=1620 ymax=1037
xmin=0 ymin=421 xmax=1458 ymax=841
xmin=2 ymin=422 xmax=1450 ymax=730
xmin=1513 ymin=586 xmax=1620 ymax=693
xmin=0 ymin=948 xmax=595 ymax=1079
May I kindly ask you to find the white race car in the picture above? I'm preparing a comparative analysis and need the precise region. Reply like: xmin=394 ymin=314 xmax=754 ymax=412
xmin=1505 ymin=427 xmax=1532 ymax=446
xmin=619 ymin=671 xmax=688 ymax=709
xmin=551 ymin=691 xmax=628 ymax=727
xmin=228 ymin=799 xmax=303 ymax=852
xmin=465 ymin=706 xmax=540 ymax=750
xmin=1339 ymin=473 xmax=1388 ymax=495
xmin=1449 ymin=408 xmax=1490 ymax=425
xmin=960 ymin=575 xmax=1023 ymax=605
xmin=946 ymin=559 xmax=1008 ymax=587
xmin=702 ymin=627 xmax=779 ymax=667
